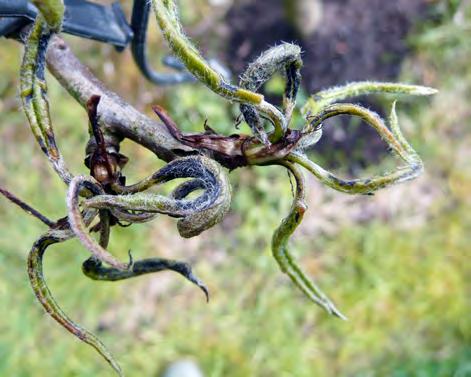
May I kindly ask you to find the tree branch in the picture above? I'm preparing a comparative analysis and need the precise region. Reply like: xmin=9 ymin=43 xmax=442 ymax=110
xmin=45 ymin=35 xmax=194 ymax=162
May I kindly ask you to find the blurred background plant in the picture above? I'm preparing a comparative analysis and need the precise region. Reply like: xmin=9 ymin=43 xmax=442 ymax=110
xmin=0 ymin=0 xmax=470 ymax=376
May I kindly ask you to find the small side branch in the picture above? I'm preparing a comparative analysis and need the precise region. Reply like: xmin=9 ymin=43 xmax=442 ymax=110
xmin=0 ymin=186 xmax=55 ymax=227
xmin=27 ymin=226 xmax=123 ymax=377
xmin=20 ymin=16 xmax=73 ymax=184
xmin=67 ymin=175 xmax=128 ymax=270
xmin=272 ymin=162 xmax=347 ymax=319
xmin=292 ymin=102 xmax=424 ymax=195
xmin=302 ymin=81 xmax=438 ymax=117
xmin=239 ymin=43 xmax=302 ymax=143
xmin=152 ymin=0 xmax=288 ymax=142
xmin=82 ymin=255 xmax=209 ymax=301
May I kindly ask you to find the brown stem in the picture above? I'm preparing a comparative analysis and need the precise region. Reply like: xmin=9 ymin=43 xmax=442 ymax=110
xmin=0 ymin=186 xmax=55 ymax=227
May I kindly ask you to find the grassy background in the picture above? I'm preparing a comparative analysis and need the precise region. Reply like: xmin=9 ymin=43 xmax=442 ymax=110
xmin=0 ymin=1 xmax=470 ymax=376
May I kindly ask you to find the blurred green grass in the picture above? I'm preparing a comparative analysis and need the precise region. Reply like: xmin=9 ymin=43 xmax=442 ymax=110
xmin=1 ymin=2 xmax=470 ymax=376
